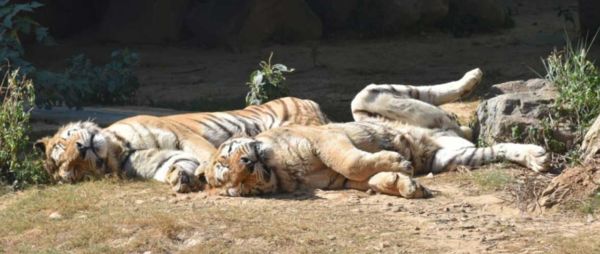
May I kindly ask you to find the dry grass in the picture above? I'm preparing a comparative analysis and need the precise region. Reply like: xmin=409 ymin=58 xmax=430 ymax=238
xmin=0 ymin=180 xmax=442 ymax=253
xmin=1 ymin=171 xmax=599 ymax=253
xmin=550 ymin=231 xmax=600 ymax=254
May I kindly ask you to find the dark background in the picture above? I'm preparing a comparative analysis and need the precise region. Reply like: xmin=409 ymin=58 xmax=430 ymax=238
xmin=24 ymin=0 xmax=599 ymax=120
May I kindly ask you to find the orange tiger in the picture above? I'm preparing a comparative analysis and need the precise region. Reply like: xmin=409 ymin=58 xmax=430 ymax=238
xmin=34 ymin=97 xmax=329 ymax=192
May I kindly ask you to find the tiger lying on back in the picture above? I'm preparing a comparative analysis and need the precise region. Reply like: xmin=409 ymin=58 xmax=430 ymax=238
xmin=205 ymin=69 xmax=549 ymax=198
xmin=34 ymin=97 xmax=329 ymax=192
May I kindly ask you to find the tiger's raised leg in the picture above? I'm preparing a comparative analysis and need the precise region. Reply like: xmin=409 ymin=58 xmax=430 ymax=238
xmin=351 ymin=68 xmax=482 ymax=137
xmin=315 ymin=135 xmax=414 ymax=181
xmin=343 ymin=172 xmax=430 ymax=198
xmin=430 ymin=136 xmax=549 ymax=173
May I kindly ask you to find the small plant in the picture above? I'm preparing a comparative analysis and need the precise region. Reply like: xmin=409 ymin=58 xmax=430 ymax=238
xmin=543 ymin=35 xmax=600 ymax=132
xmin=0 ymin=70 xmax=49 ymax=188
xmin=245 ymin=52 xmax=294 ymax=106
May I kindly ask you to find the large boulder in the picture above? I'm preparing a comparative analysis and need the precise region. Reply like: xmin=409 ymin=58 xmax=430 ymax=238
xmin=445 ymin=0 xmax=512 ymax=35
xmin=185 ymin=0 xmax=322 ymax=47
xmin=581 ymin=115 xmax=600 ymax=163
xmin=24 ymin=0 xmax=107 ymax=38
xmin=96 ymin=0 xmax=191 ymax=44
xmin=579 ymin=0 xmax=600 ymax=35
xmin=475 ymin=79 xmax=576 ymax=151
xmin=306 ymin=0 xmax=449 ymax=34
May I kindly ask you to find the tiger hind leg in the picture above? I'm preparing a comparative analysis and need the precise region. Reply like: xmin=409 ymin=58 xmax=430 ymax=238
xmin=431 ymin=143 xmax=549 ymax=173
xmin=316 ymin=135 xmax=414 ymax=181
xmin=351 ymin=68 xmax=482 ymax=108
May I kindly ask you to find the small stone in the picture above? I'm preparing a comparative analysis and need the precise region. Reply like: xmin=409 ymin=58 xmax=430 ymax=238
xmin=135 ymin=200 xmax=144 ymax=205
xmin=379 ymin=241 xmax=391 ymax=248
xmin=328 ymin=235 xmax=336 ymax=240
xmin=143 ymin=251 xmax=152 ymax=254
xmin=425 ymin=173 xmax=434 ymax=178
xmin=414 ymin=226 xmax=420 ymax=231
xmin=587 ymin=214 xmax=595 ymax=223
xmin=387 ymin=202 xmax=393 ymax=207
xmin=49 ymin=212 xmax=62 ymax=220
xmin=392 ymin=206 xmax=402 ymax=212
xmin=366 ymin=189 xmax=375 ymax=195
xmin=443 ymin=207 xmax=450 ymax=212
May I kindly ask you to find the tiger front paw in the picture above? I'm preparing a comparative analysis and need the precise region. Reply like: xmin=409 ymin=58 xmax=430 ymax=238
xmin=167 ymin=165 xmax=204 ymax=193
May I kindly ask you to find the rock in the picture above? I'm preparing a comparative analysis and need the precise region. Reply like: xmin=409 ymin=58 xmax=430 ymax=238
xmin=185 ymin=0 xmax=322 ymax=48
xmin=445 ymin=0 xmax=512 ymax=35
xmin=135 ymin=200 xmax=144 ymax=205
xmin=97 ymin=0 xmax=191 ymax=44
xmin=306 ymin=0 xmax=360 ymax=31
xmin=540 ymin=165 xmax=600 ymax=207
xmin=579 ymin=0 xmax=600 ymax=35
xmin=475 ymin=79 xmax=576 ymax=150
xmin=581 ymin=115 xmax=600 ymax=162
xmin=49 ymin=212 xmax=63 ymax=220
xmin=426 ymin=172 xmax=434 ymax=178
xmin=33 ymin=0 xmax=107 ymax=38
xmin=359 ymin=0 xmax=450 ymax=32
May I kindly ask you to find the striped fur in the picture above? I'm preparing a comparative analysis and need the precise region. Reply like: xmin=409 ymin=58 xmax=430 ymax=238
xmin=205 ymin=68 xmax=549 ymax=199
xmin=205 ymin=121 xmax=549 ymax=198
xmin=34 ymin=97 xmax=329 ymax=192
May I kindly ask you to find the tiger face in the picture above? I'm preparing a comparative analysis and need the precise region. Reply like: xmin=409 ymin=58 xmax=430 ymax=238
xmin=205 ymin=138 xmax=276 ymax=196
xmin=35 ymin=121 xmax=111 ymax=183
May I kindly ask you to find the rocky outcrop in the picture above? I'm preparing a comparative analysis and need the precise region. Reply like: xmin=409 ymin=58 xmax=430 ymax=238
xmin=581 ymin=115 xmax=600 ymax=163
xmin=97 ymin=0 xmax=191 ymax=44
xmin=579 ymin=0 xmax=600 ymax=35
xmin=540 ymin=165 xmax=600 ymax=208
xmin=185 ymin=0 xmax=322 ymax=47
xmin=475 ymin=79 xmax=577 ymax=153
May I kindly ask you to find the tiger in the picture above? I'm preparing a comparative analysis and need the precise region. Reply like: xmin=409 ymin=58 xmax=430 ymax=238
xmin=34 ymin=97 xmax=330 ymax=193
xmin=204 ymin=69 xmax=550 ymax=198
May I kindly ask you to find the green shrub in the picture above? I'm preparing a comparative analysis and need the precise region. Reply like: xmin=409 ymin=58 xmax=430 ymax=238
xmin=522 ymin=34 xmax=600 ymax=163
xmin=0 ymin=0 xmax=140 ymax=109
xmin=0 ymin=70 xmax=49 ymax=188
xmin=543 ymin=35 xmax=600 ymax=132
xmin=35 ymin=49 xmax=140 ymax=108
xmin=245 ymin=52 xmax=294 ymax=106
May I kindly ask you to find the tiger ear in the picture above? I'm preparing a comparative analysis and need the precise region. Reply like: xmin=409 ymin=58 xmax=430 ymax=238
xmin=34 ymin=137 xmax=50 ymax=154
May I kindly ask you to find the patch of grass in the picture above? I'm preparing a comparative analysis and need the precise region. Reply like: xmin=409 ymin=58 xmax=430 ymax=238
xmin=551 ymin=230 xmax=600 ymax=254
xmin=469 ymin=168 xmax=515 ymax=192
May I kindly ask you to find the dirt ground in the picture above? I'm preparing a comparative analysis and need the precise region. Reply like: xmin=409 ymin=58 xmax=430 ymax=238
xmin=1 ymin=166 xmax=599 ymax=253
xmin=5 ymin=0 xmax=600 ymax=253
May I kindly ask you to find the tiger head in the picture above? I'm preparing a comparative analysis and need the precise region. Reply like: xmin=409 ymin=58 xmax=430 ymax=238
xmin=205 ymin=138 xmax=276 ymax=196
xmin=34 ymin=121 xmax=116 ymax=183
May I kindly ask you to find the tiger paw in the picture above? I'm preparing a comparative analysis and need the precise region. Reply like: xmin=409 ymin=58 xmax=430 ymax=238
xmin=368 ymin=172 xmax=430 ymax=199
xmin=167 ymin=165 xmax=203 ymax=193
xmin=522 ymin=145 xmax=549 ymax=172
xmin=458 ymin=68 xmax=483 ymax=96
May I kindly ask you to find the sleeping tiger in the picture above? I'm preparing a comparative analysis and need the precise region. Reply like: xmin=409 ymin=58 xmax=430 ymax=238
xmin=34 ymin=97 xmax=330 ymax=192
xmin=204 ymin=69 xmax=550 ymax=198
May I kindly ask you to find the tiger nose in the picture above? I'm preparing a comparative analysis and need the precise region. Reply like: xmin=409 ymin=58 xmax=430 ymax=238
xmin=76 ymin=142 xmax=87 ymax=156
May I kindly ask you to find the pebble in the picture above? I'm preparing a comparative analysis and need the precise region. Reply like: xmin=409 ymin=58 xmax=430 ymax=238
xmin=49 ymin=212 xmax=62 ymax=220
xmin=135 ymin=200 xmax=144 ymax=205
xmin=425 ymin=173 xmax=434 ymax=178
xmin=392 ymin=206 xmax=403 ymax=212
xmin=587 ymin=214 xmax=595 ymax=223
xmin=379 ymin=241 xmax=391 ymax=248
xmin=328 ymin=235 xmax=337 ymax=240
